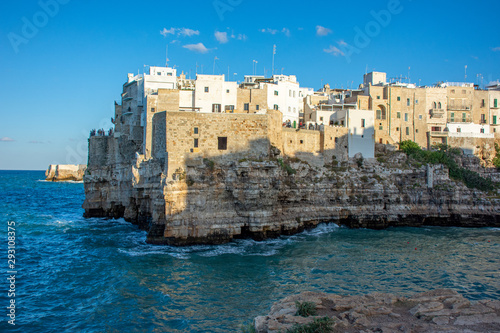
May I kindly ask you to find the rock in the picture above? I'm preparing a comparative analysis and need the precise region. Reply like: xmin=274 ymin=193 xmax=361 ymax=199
xmin=254 ymin=289 xmax=500 ymax=333
xmin=45 ymin=164 xmax=86 ymax=182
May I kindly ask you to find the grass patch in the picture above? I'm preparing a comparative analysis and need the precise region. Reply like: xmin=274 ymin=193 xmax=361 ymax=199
xmin=399 ymin=140 xmax=494 ymax=191
xmin=286 ymin=317 xmax=335 ymax=333
xmin=295 ymin=301 xmax=317 ymax=317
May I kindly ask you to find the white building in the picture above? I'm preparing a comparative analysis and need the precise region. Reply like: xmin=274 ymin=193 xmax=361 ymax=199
xmin=193 ymin=74 xmax=238 ymax=113
xmin=447 ymin=123 xmax=492 ymax=138
xmin=265 ymin=75 xmax=313 ymax=125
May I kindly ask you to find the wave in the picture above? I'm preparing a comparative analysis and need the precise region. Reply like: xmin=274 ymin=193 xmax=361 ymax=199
xmin=37 ymin=179 xmax=84 ymax=184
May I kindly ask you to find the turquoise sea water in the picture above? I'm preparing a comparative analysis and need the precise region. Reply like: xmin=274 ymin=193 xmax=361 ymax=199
xmin=0 ymin=170 xmax=499 ymax=332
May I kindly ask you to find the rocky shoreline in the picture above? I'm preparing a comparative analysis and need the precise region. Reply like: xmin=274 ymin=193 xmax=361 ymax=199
xmin=83 ymin=150 xmax=500 ymax=246
xmin=254 ymin=289 xmax=500 ymax=332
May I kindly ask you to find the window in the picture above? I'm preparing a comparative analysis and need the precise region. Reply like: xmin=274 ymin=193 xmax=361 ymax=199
xmin=167 ymin=72 xmax=173 ymax=76
xmin=438 ymin=102 xmax=442 ymax=109
xmin=397 ymin=96 xmax=401 ymax=101
xmin=377 ymin=96 xmax=381 ymax=99
xmin=379 ymin=138 xmax=383 ymax=144
xmin=493 ymin=116 xmax=497 ymax=125
xmin=274 ymin=104 xmax=279 ymax=110
xmin=244 ymin=103 xmax=249 ymax=111
xmin=289 ymin=90 xmax=292 ymax=97
xmin=433 ymin=102 xmax=437 ymax=109
xmin=419 ymin=115 xmax=422 ymax=120
xmin=194 ymin=138 xmax=199 ymax=148
xmin=462 ymin=113 xmax=466 ymax=122
xmin=406 ymin=127 xmax=409 ymax=135
xmin=288 ymin=107 xmax=291 ymax=112
xmin=293 ymin=91 xmax=296 ymax=98
xmin=334 ymin=137 xmax=339 ymax=143
xmin=256 ymin=105 xmax=260 ymax=110
xmin=451 ymin=89 xmax=455 ymax=93
xmin=225 ymin=105 xmax=235 ymax=113
xmin=480 ymin=128 xmax=485 ymax=134
xmin=407 ymin=98 xmax=410 ymax=106
xmin=300 ymin=140 xmax=304 ymax=144
xmin=151 ymin=108 xmax=155 ymax=112
xmin=462 ymin=90 xmax=466 ymax=94
xmin=397 ymin=112 xmax=401 ymax=119
xmin=396 ymin=127 xmax=399 ymax=131
xmin=450 ymin=112 xmax=455 ymax=122
xmin=274 ymin=90 xmax=279 ymax=96
xmin=226 ymin=89 xmax=230 ymax=93
xmin=415 ymin=99 xmax=419 ymax=104
xmin=457 ymin=128 xmax=461 ymax=133
xmin=157 ymin=72 xmax=161 ymax=76
xmin=376 ymin=110 xmax=381 ymax=119
xmin=293 ymin=107 xmax=296 ymax=113
xmin=379 ymin=125 xmax=383 ymax=130
xmin=481 ymin=114 xmax=486 ymax=123
xmin=482 ymin=99 xmax=485 ymax=107
xmin=495 ymin=99 xmax=498 ymax=108
xmin=416 ymin=129 xmax=419 ymax=133
xmin=431 ymin=127 xmax=441 ymax=132
xmin=361 ymin=119 xmax=365 ymax=128
xmin=320 ymin=117 xmax=324 ymax=121
xmin=204 ymin=87 xmax=209 ymax=93
xmin=218 ymin=137 xmax=227 ymax=150
xmin=212 ymin=104 xmax=221 ymax=113
xmin=404 ymin=113 xmax=408 ymax=122
xmin=194 ymin=127 xmax=199 ymax=134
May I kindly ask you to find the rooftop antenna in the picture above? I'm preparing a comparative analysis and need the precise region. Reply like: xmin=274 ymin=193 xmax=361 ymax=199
xmin=272 ymin=44 xmax=276 ymax=76
xmin=464 ymin=65 xmax=467 ymax=82
xmin=196 ymin=62 xmax=198 ymax=75
xmin=166 ymin=45 xmax=169 ymax=67
xmin=365 ymin=64 xmax=368 ymax=75
xmin=408 ymin=66 xmax=411 ymax=84
xmin=213 ymin=56 xmax=218 ymax=75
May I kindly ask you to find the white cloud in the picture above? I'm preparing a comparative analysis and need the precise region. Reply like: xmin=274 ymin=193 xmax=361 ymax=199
xmin=316 ymin=25 xmax=332 ymax=36
xmin=260 ymin=28 xmax=290 ymax=37
xmin=260 ymin=28 xmax=278 ymax=35
xmin=160 ymin=27 xmax=200 ymax=38
xmin=183 ymin=43 xmax=211 ymax=53
xmin=215 ymin=31 xmax=229 ymax=44
xmin=160 ymin=28 xmax=176 ymax=37
xmin=179 ymin=28 xmax=200 ymax=37
xmin=492 ymin=47 xmax=500 ymax=52
xmin=0 ymin=137 xmax=14 ymax=142
xmin=237 ymin=34 xmax=247 ymax=41
xmin=338 ymin=40 xmax=347 ymax=46
xmin=324 ymin=45 xmax=344 ymax=57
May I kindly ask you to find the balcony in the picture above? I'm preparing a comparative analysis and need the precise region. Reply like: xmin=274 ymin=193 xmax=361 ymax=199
xmin=447 ymin=105 xmax=472 ymax=111
xmin=429 ymin=109 xmax=445 ymax=118
xmin=430 ymin=131 xmax=448 ymax=137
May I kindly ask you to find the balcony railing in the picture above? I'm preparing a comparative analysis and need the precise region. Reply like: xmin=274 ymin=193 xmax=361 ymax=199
xmin=447 ymin=105 xmax=472 ymax=111
xmin=430 ymin=131 xmax=448 ymax=137
xmin=429 ymin=109 xmax=445 ymax=118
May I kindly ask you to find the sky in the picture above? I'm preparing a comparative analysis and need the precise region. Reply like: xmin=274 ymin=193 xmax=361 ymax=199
xmin=1 ymin=0 xmax=499 ymax=170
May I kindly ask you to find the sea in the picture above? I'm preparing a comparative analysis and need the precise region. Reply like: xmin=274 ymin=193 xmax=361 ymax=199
xmin=0 ymin=170 xmax=499 ymax=332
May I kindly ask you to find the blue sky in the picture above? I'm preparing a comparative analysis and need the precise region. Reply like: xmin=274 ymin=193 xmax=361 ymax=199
xmin=1 ymin=0 xmax=499 ymax=170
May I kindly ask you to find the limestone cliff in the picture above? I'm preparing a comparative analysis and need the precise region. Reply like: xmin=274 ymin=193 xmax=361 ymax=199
xmin=83 ymin=149 xmax=500 ymax=246
xmin=45 ymin=164 xmax=87 ymax=182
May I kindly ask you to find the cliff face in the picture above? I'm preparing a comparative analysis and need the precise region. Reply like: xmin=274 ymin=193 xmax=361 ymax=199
xmin=45 ymin=164 xmax=87 ymax=182
xmin=83 ymin=151 xmax=500 ymax=246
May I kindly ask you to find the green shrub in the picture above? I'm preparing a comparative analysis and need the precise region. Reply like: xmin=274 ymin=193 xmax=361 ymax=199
xmin=286 ymin=317 xmax=334 ymax=333
xmin=278 ymin=158 xmax=297 ymax=175
xmin=493 ymin=143 xmax=500 ymax=169
xmin=203 ymin=158 xmax=215 ymax=171
xmin=295 ymin=301 xmax=317 ymax=317
xmin=399 ymin=140 xmax=494 ymax=191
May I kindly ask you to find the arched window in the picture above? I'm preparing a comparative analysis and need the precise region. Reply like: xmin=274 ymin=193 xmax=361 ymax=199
xmin=433 ymin=102 xmax=437 ymax=109
xmin=377 ymin=105 xmax=387 ymax=120
xmin=438 ymin=102 xmax=442 ymax=109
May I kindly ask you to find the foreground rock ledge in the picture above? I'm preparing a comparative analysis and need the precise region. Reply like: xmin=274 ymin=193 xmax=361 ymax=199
xmin=254 ymin=289 xmax=500 ymax=332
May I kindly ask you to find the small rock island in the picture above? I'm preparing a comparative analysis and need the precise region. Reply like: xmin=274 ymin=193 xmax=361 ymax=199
xmin=45 ymin=164 xmax=86 ymax=182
